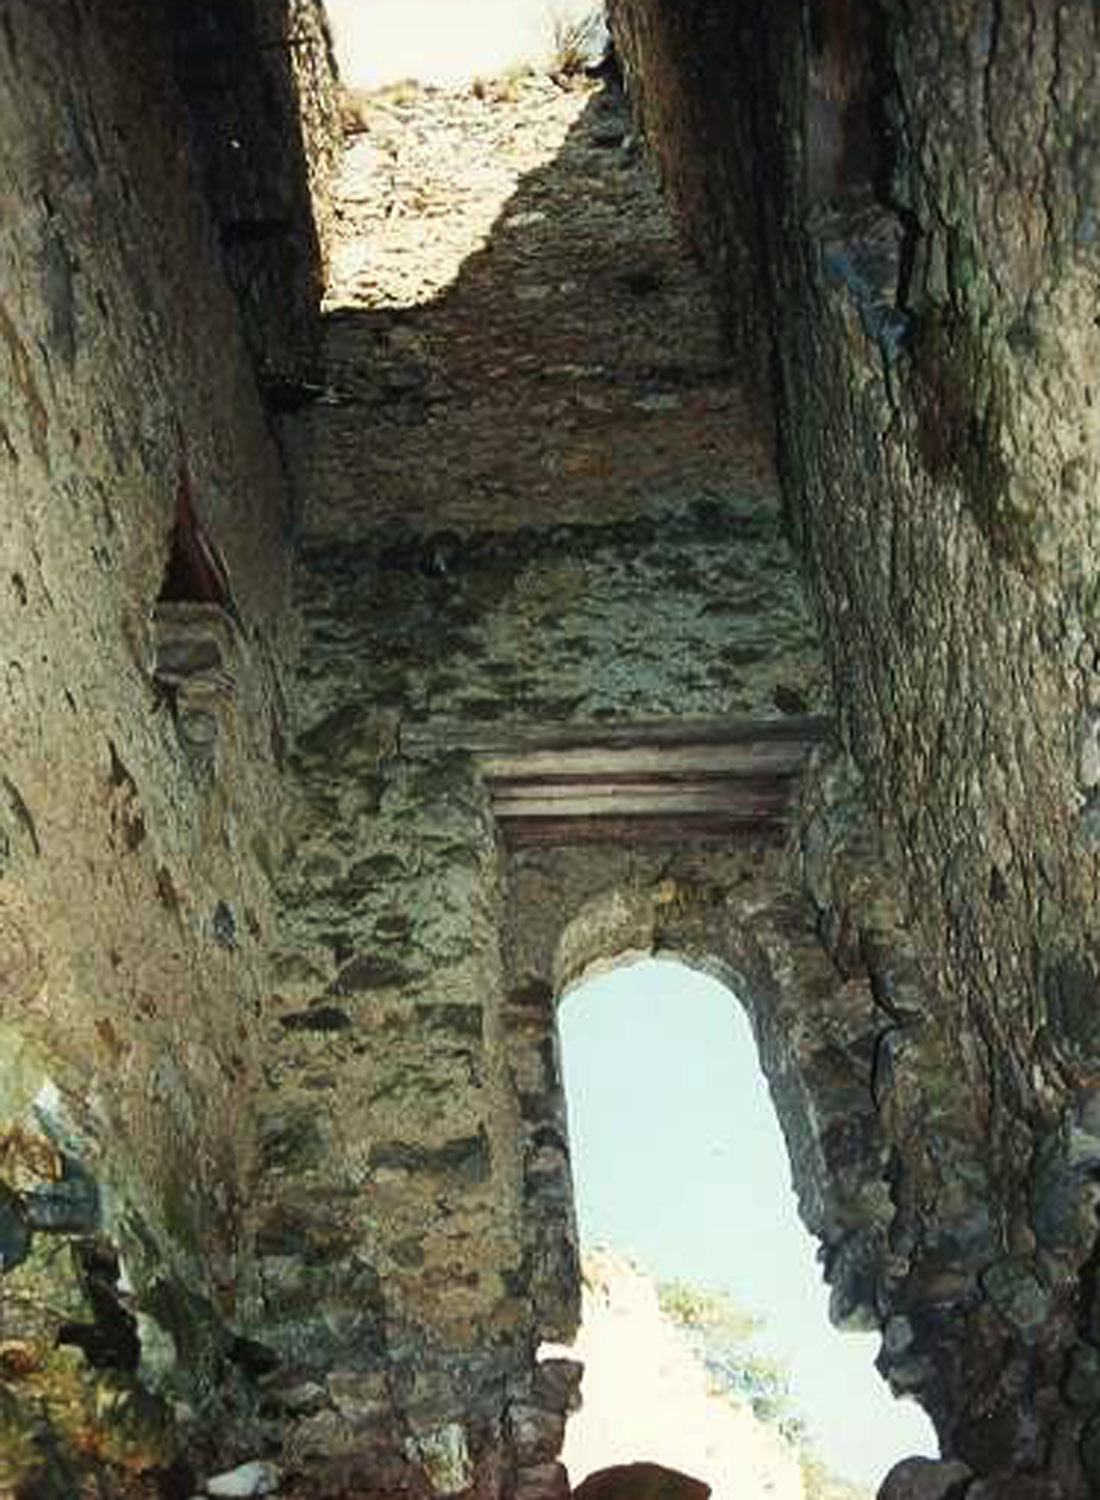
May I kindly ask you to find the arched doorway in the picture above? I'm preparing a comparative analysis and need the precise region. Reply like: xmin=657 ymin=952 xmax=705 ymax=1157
xmin=555 ymin=957 xmax=935 ymax=1493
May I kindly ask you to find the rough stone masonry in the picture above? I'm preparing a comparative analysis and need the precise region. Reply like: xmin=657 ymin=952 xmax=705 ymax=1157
xmin=1 ymin=1 xmax=1099 ymax=1498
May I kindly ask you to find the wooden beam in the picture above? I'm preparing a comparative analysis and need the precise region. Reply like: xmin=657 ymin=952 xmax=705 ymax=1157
xmin=487 ymin=768 xmax=799 ymax=787
xmin=499 ymin=814 xmax=789 ymax=847
xmin=481 ymin=741 xmax=812 ymax=779
xmin=491 ymin=786 xmax=791 ymax=818
xmin=401 ymin=714 xmax=829 ymax=847
xmin=486 ymin=772 xmax=792 ymax=796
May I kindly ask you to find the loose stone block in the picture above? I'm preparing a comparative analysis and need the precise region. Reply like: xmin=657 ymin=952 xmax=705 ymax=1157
xmin=507 ymin=1402 xmax=567 ymax=1464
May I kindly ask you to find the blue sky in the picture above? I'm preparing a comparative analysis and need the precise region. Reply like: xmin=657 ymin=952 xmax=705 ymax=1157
xmin=559 ymin=959 xmax=936 ymax=1487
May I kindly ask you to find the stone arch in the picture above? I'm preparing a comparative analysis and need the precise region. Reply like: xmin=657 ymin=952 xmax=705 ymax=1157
xmin=501 ymin=825 xmax=898 ymax=1391
xmin=494 ymin=743 xmax=1100 ymax=1497
xmin=551 ymin=882 xmax=739 ymax=1001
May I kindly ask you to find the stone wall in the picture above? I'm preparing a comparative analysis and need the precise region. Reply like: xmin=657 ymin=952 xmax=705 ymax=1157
xmin=170 ymin=0 xmax=341 ymax=390
xmin=14 ymin=0 xmax=1100 ymax=1492
xmin=0 ymin=0 xmax=335 ymax=1490
xmin=255 ymin=74 xmax=836 ymax=1498
xmin=608 ymin=0 xmax=1100 ymax=1492
xmin=263 ymin=493 xmax=826 ymax=1496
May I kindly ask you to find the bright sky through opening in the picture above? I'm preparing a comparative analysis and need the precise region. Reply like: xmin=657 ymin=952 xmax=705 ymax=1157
xmin=559 ymin=960 xmax=936 ymax=1487
xmin=326 ymin=0 xmax=598 ymax=87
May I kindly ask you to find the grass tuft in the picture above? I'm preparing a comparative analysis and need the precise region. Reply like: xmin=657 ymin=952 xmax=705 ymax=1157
xmin=546 ymin=5 xmax=605 ymax=78
xmin=471 ymin=63 xmax=536 ymax=104
xmin=338 ymin=77 xmax=426 ymax=135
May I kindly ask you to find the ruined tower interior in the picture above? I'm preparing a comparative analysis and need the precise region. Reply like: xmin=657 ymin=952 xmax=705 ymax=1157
xmin=2 ymin=1 xmax=1100 ymax=1496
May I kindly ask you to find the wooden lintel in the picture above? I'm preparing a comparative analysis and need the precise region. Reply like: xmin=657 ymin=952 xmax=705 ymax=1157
xmin=491 ymin=787 xmax=791 ymax=818
xmin=500 ymin=814 xmax=789 ymax=847
xmin=480 ymin=742 xmax=811 ymax=780
xmin=398 ymin=714 xmax=827 ymax=849
xmin=485 ymin=770 xmax=799 ymax=795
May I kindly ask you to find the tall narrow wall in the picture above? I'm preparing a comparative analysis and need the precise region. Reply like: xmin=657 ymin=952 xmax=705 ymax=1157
xmin=0 ymin=0 xmax=334 ymax=1488
xmin=263 ymin=498 xmax=825 ymax=1497
xmin=608 ymin=1 xmax=1100 ymax=1492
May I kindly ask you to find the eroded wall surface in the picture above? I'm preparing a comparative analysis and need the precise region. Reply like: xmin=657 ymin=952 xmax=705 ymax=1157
xmin=608 ymin=0 xmax=1100 ymax=1492
xmin=267 ymin=421 xmax=827 ymax=1500
xmin=263 ymin=77 xmax=835 ymax=1499
xmin=13 ymin=0 xmax=1098 ymax=1494
xmin=0 ymin=0 xmax=335 ymax=1489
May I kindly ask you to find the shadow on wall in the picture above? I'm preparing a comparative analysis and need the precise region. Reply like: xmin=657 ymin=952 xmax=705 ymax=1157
xmin=286 ymin=82 xmax=778 ymax=546
xmin=166 ymin=0 xmax=338 ymax=386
